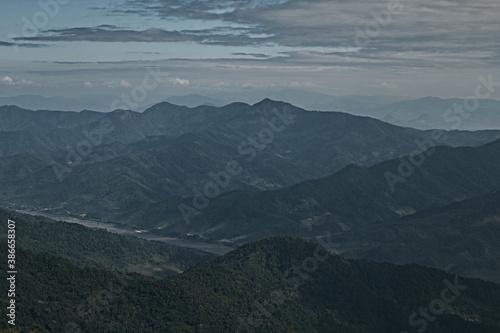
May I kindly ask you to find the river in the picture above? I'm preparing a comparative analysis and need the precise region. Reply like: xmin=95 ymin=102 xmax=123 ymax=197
xmin=15 ymin=210 xmax=234 ymax=256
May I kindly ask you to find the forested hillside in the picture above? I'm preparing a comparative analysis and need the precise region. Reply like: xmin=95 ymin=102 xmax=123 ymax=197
xmin=1 ymin=237 xmax=500 ymax=332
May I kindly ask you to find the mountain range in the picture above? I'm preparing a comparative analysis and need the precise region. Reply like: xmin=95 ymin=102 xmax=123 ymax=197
xmin=308 ymin=96 xmax=500 ymax=131
xmin=1 ymin=100 xmax=499 ymax=223
xmin=1 ymin=97 xmax=500 ymax=331
xmin=4 ymin=92 xmax=499 ymax=131
xmin=148 ymin=139 xmax=500 ymax=243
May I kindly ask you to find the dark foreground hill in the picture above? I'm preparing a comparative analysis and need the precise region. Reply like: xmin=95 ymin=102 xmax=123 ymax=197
xmin=1 ymin=237 xmax=499 ymax=332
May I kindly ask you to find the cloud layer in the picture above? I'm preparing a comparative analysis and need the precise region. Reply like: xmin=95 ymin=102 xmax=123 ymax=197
xmin=1 ymin=0 xmax=499 ymax=99
xmin=10 ymin=0 xmax=499 ymax=69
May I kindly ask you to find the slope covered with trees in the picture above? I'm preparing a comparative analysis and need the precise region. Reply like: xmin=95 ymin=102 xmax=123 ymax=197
xmin=1 ymin=237 xmax=500 ymax=332
xmin=139 ymin=139 xmax=500 ymax=244
xmin=329 ymin=188 xmax=500 ymax=283
xmin=0 ymin=100 xmax=499 ymax=223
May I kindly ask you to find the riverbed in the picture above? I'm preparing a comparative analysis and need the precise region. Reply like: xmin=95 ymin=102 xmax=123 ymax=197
xmin=15 ymin=210 xmax=234 ymax=256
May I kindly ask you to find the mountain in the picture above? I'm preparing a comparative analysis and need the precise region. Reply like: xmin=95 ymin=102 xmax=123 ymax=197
xmin=0 ymin=102 xmax=252 ymax=157
xmin=374 ymin=97 xmax=500 ymax=130
xmin=306 ymin=95 xmax=407 ymax=113
xmin=311 ymin=96 xmax=500 ymax=131
xmin=204 ymin=90 xmax=405 ymax=109
xmin=0 ymin=94 xmax=86 ymax=111
xmin=0 ymin=94 xmax=122 ymax=112
xmin=4 ymin=94 xmax=498 ymax=131
xmin=2 ymin=237 xmax=500 ymax=332
xmin=307 ymin=96 xmax=383 ymax=113
xmin=0 ymin=93 xmax=165 ymax=112
xmin=329 ymin=188 xmax=500 ymax=283
xmin=1 ymin=100 xmax=499 ymax=223
xmin=267 ymin=89 xmax=342 ymax=106
xmin=2 ymin=99 xmax=499 ymax=158
xmin=163 ymin=94 xmax=228 ymax=107
xmin=0 ymin=105 xmax=104 ymax=132
xmin=206 ymin=88 xmax=339 ymax=107
xmin=139 ymin=139 xmax=500 ymax=246
xmin=0 ymin=89 xmax=340 ymax=112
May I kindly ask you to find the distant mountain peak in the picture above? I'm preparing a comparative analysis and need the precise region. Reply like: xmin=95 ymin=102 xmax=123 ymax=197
xmin=0 ymin=105 xmax=29 ymax=112
xmin=143 ymin=101 xmax=189 ymax=114
xmin=251 ymin=98 xmax=295 ymax=110
xmin=163 ymin=94 xmax=228 ymax=108
xmin=254 ymin=98 xmax=280 ymax=105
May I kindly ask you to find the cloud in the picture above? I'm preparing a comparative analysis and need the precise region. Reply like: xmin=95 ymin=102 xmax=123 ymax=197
xmin=0 ymin=41 xmax=16 ymax=47
xmin=103 ymin=81 xmax=115 ymax=88
xmin=102 ymin=80 xmax=133 ymax=88
xmin=289 ymin=81 xmax=319 ymax=88
xmin=366 ymin=81 xmax=398 ymax=90
xmin=120 ymin=79 xmax=133 ymax=88
xmin=240 ymin=82 xmax=277 ymax=89
xmin=1 ymin=76 xmax=13 ymax=85
xmin=0 ymin=40 xmax=49 ymax=48
xmin=169 ymin=78 xmax=190 ymax=86
xmin=127 ymin=51 xmax=162 ymax=55
xmin=12 ymin=26 xmax=271 ymax=46
xmin=38 ymin=0 xmax=485 ymax=73
xmin=381 ymin=82 xmax=398 ymax=90
xmin=13 ymin=27 xmax=197 ymax=43
xmin=83 ymin=81 xmax=93 ymax=88
xmin=215 ymin=81 xmax=227 ymax=88
xmin=18 ymin=79 xmax=37 ymax=86
xmin=232 ymin=52 xmax=271 ymax=58
xmin=109 ymin=0 xmax=288 ymax=20
xmin=242 ymin=82 xmax=256 ymax=89
xmin=2 ymin=0 xmax=498 ymax=100
xmin=13 ymin=0 xmax=500 ymax=70
xmin=1 ymin=76 xmax=39 ymax=86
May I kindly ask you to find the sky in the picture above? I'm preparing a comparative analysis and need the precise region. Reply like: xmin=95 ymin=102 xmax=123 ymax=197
xmin=0 ymin=0 xmax=499 ymax=104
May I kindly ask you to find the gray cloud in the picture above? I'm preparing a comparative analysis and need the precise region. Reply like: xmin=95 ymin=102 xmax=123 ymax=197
xmin=8 ymin=0 xmax=500 ymax=75
xmin=111 ymin=0 xmax=287 ymax=20
xmin=0 ymin=40 xmax=49 ymax=48
xmin=80 ymin=0 xmax=499 ymax=69
xmin=232 ymin=52 xmax=271 ymax=58
xmin=127 ymin=51 xmax=162 ymax=55
xmin=13 ymin=26 xmax=273 ymax=46
xmin=14 ymin=27 xmax=199 ymax=43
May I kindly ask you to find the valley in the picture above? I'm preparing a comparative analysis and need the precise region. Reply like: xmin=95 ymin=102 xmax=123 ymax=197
xmin=14 ymin=209 xmax=233 ymax=255
xmin=1 ymin=98 xmax=500 ymax=332
xmin=3 ymin=1 xmax=500 ymax=331
xmin=2 ymin=100 xmax=500 ymax=286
